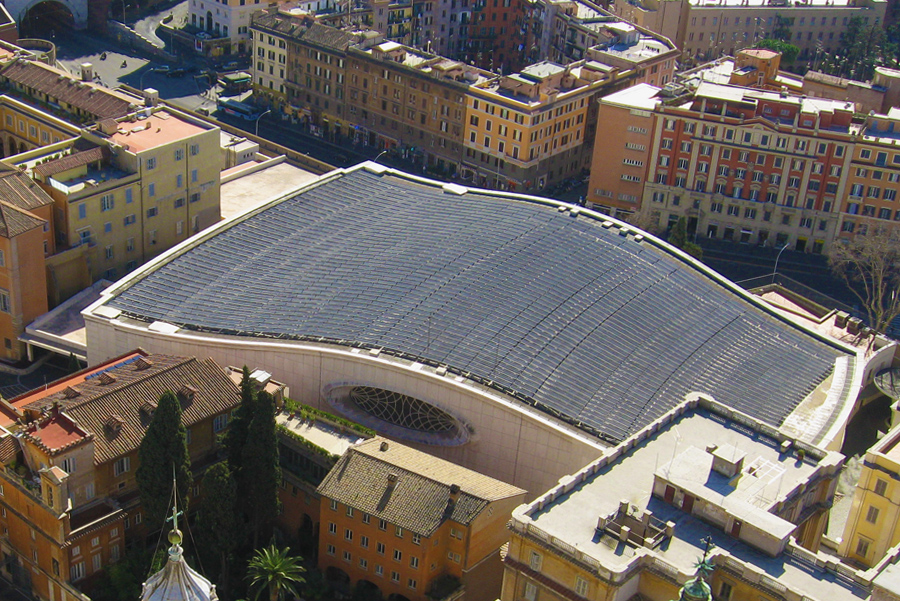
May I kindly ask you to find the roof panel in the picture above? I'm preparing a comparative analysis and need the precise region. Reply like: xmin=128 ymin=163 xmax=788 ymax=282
xmin=107 ymin=169 xmax=847 ymax=443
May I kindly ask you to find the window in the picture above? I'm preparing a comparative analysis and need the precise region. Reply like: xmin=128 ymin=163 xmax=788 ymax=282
xmin=78 ymin=203 xmax=87 ymax=220
xmin=92 ymin=554 xmax=102 ymax=572
xmin=393 ymin=549 xmax=402 ymax=562
xmin=146 ymin=157 xmax=157 ymax=170
xmin=395 ymin=526 xmax=403 ymax=538
xmin=391 ymin=571 xmax=400 ymax=583
xmin=375 ymin=565 xmax=384 ymax=576
xmin=408 ymin=578 xmax=417 ymax=590
xmin=875 ymin=479 xmax=888 ymax=496
xmin=379 ymin=519 xmax=387 ymax=531
xmin=191 ymin=169 xmax=199 ymax=183
xmin=71 ymin=562 xmax=85 ymax=581
xmin=326 ymin=544 xmax=336 ymax=556
xmin=342 ymin=550 xmax=351 ymax=562
xmin=101 ymin=195 xmax=114 ymax=211
xmin=529 ymin=551 xmax=542 ymax=571
xmin=719 ymin=580 xmax=733 ymax=601
xmin=412 ymin=533 xmax=421 ymax=545
xmin=856 ymin=537 xmax=871 ymax=558
xmin=328 ymin=522 xmax=337 ymax=535
xmin=361 ymin=535 xmax=369 ymax=548
xmin=410 ymin=556 xmax=419 ymax=569
xmin=575 ymin=576 xmax=589 ymax=596
xmin=377 ymin=542 xmax=386 ymax=555
xmin=866 ymin=505 xmax=880 ymax=524
xmin=362 ymin=513 xmax=371 ymax=524
xmin=113 ymin=457 xmax=130 ymax=476
xmin=524 ymin=581 xmax=537 ymax=601
xmin=345 ymin=529 xmax=353 ymax=541
xmin=213 ymin=413 xmax=229 ymax=432
xmin=0 ymin=290 xmax=9 ymax=314
xmin=61 ymin=457 xmax=76 ymax=474
xmin=359 ymin=557 xmax=368 ymax=570
xmin=330 ymin=500 xmax=338 ymax=511
xmin=190 ymin=143 xmax=200 ymax=156
xmin=146 ymin=206 xmax=158 ymax=218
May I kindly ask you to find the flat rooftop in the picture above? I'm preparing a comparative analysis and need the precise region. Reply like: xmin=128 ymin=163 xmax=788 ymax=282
xmin=521 ymin=403 xmax=864 ymax=599
xmin=96 ymin=164 xmax=855 ymax=445
xmin=21 ymin=280 xmax=112 ymax=362
xmin=276 ymin=411 xmax=366 ymax=456
xmin=111 ymin=110 xmax=208 ymax=152
xmin=219 ymin=160 xmax=320 ymax=219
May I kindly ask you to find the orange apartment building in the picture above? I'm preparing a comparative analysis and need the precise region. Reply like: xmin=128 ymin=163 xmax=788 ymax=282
xmin=317 ymin=437 xmax=525 ymax=601
xmin=0 ymin=351 xmax=242 ymax=601
xmin=0 ymin=165 xmax=55 ymax=362
xmin=587 ymin=76 xmax=868 ymax=255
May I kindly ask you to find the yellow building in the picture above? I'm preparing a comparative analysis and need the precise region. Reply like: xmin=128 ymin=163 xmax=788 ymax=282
xmin=840 ymin=424 xmax=900 ymax=567
xmin=18 ymin=107 xmax=222 ymax=284
xmin=500 ymin=393 xmax=847 ymax=601
xmin=0 ymin=95 xmax=80 ymax=159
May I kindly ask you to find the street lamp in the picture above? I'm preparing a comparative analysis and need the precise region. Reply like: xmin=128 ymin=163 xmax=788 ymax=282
xmin=254 ymin=109 xmax=271 ymax=137
xmin=374 ymin=150 xmax=388 ymax=163
xmin=772 ymin=243 xmax=789 ymax=281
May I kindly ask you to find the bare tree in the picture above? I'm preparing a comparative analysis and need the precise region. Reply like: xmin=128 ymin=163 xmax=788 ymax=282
xmin=829 ymin=228 xmax=900 ymax=334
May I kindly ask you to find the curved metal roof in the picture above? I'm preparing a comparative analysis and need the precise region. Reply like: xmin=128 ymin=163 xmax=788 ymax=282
xmin=107 ymin=167 xmax=849 ymax=443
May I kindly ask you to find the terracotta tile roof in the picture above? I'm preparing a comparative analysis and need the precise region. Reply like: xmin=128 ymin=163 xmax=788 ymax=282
xmin=0 ymin=435 xmax=18 ymax=463
xmin=24 ymin=355 xmax=241 ymax=465
xmin=0 ymin=199 xmax=44 ymax=238
xmin=0 ymin=166 xmax=54 ymax=211
xmin=0 ymin=167 xmax=52 ymax=238
xmin=317 ymin=437 xmax=525 ymax=536
xmin=1 ymin=59 xmax=138 ymax=120
xmin=302 ymin=23 xmax=355 ymax=50
xmin=33 ymin=146 xmax=107 ymax=179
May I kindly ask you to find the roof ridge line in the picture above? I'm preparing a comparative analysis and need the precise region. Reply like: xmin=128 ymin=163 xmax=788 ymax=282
xmin=62 ymin=355 xmax=198 ymax=411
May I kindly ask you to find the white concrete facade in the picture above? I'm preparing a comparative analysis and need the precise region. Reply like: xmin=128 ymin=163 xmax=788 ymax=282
xmin=83 ymin=312 xmax=606 ymax=499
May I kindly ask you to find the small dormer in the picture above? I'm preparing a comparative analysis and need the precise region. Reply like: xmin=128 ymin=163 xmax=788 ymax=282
xmin=99 ymin=372 xmax=117 ymax=385
xmin=63 ymin=386 xmax=81 ymax=399
xmin=135 ymin=357 xmax=153 ymax=371
xmin=105 ymin=414 xmax=125 ymax=436
xmin=39 ymin=466 xmax=69 ymax=514
xmin=178 ymin=384 xmax=198 ymax=402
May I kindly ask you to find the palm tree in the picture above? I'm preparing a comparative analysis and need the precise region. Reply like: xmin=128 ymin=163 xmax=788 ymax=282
xmin=246 ymin=545 xmax=306 ymax=601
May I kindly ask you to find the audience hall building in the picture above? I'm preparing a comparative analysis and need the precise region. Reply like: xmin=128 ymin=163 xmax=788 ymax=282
xmin=83 ymin=163 xmax=868 ymax=500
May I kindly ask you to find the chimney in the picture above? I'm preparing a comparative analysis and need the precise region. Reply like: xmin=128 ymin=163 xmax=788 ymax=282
xmin=387 ymin=472 xmax=398 ymax=483
xmin=80 ymin=63 xmax=93 ymax=82
xmin=380 ymin=441 xmax=389 ymax=452
xmin=143 ymin=88 xmax=160 ymax=107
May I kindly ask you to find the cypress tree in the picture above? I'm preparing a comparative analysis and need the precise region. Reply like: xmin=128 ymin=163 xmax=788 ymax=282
xmin=240 ymin=390 xmax=281 ymax=548
xmin=136 ymin=391 xmax=192 ymax=529
xmin=196 ymin=463 xmax=239 ymax=591
xmin=224 ymin=366 xmax=256 ymax=471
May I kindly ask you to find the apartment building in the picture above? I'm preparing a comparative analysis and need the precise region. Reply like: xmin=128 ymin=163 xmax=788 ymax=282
xmin=589 ymin=77 xmax=866 ymax=254
xmin=611 ymin=0 xmax=888 ymax=64
xmin=0 ymin=59 xmax=142 ymax=124
xmin=19 ymin=107 xmax=221 ymax=284
xmin=317 ymin=437 xmax=525 ymax=601
xmin=0 ymin=351 xmax=241 ymax=601
xmin=499 ymin=393 xmax=846 ymax=601
xmin=251 ymin=9 xmax=295 ymax=110
xmin=189 ymin=0 xmax=282 ymax=54
xmin=840 ymin=424 xmax=900 ymax=568
xmin=0 ymin=166 xmax=53 ymax=362
xmin=0 ymin=95 xmax=80 ymax=159
xmin=373 ymin=0 xmax=414 ymax=45
xmin=287 ymin=23 xmax=362 ymax=138
xmin=465 ymin=35 xmax=675 ymax=190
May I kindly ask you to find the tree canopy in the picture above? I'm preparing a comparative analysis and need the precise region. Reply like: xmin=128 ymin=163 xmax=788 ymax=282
xmin=667 ymin=217 xmax=704 ymax=261
xmin=224 ymin=366 xmax=256 ymax=472
xmin=240 ymin=390 xmax=282 ymax=548
xmin=196 ymin=463 xmax=239 ymax=591
xmin=829 ymin=228 xmax=900 ymax=335
xmin=136 ymin=391 xmax=192 ymax=529
xmin=246 ymin=545 xmax=306 ymax=601
xmin=756 ymin=39 xmax=799 ymax=64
